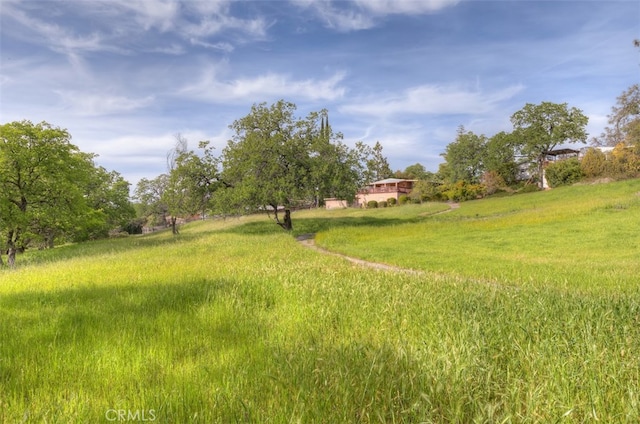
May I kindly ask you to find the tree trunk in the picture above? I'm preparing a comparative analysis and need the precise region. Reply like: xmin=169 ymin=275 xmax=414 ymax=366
xmin=272 ymin=205 xmax=293 ymax=231
xmin=171 ymin=216 xmax=179 ymax=235
xmin=277 ymin=208 xmax=293 ymax=231
xmin=7 ymin=247 xmax=17 ymax=268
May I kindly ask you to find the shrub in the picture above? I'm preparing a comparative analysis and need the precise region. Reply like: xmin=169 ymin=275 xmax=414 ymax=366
xmin=398 ymin=195 xmax=409 ymax=205
xmin=481 ymin=171 xmax=506 ymax=195
xmin=608 ymin=142 xmax=640 ymax=179
xmin=580 ymin=148 xmax=607 ymax=178
xmin=387 ymin=197 xmax=397 ymax=206
xmin=518 ymin=182 xmax=541 ymax=193
xmin=379 ymin=201 xmax=388 ymax=208
xmin=544 ymin=158 xmax=583 ymax=188
xmin=367 ymin=200 xmax=378 ymax=209
xmin=440 ymin=181 xmax=486 ymax=202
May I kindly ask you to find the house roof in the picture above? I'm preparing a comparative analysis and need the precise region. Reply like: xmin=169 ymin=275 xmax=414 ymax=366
xmin=370 ymin=178 xmax=416 ymax=185
xmin=543 ymin=148 xmax=580 ymax=156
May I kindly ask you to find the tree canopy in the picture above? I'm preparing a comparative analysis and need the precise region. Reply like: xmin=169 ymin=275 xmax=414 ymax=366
xmin=0 ymin=120 xmax=134 ymax=267
xmin=511 ymin=102 xmax=588 ymax=186
xmin=220 ymin=100 xmax=367 ymax=230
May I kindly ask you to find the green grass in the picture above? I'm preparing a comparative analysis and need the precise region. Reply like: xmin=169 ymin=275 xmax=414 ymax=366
xmin=1 ymin=181 xmax=639 ymax=422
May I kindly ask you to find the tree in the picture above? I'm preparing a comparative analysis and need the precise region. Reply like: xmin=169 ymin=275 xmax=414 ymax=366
xmin=483 ymin=131 xmax=519 ymax=186
xmin=0 ymin=121 xmax=94 ymax=267
xmin=580 ymin=148 xmax=607 ymax=178
xmin=220 ymin=100 xmax=363 ymax=231
xmin=74 ymin=166 xmax=136 ymax=241
xmin=511 ymin=102 xmax=588 ymax=188
xmin=594 ymin=84 xmax=640 ymax=147
xmin=163 ymin=137 xmax=220 ymax=234
xmin=440 ymin=126 xmax=487 ymax=184
xmin=395 ymin=163 xmax=433 ymax=180
xmin=365 ymin=141 xmax=393 ymax=182
xmin=134 ymin=175 xmax=170 ymax=228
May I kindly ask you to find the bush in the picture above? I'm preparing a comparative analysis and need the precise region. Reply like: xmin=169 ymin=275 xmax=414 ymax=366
xmin=544 ymin=158 xmax=583 ymax=188
xmin=481 ymin=171 xmax=506 ymax=195
xmin=379 ymin=201 xmax=388 ymax=208
xmin=517 ymin=182 xmax=541 ymax=193
xmin=580 ymin=148 xmax=607 ymax=178
xmin=398 ymin=195 xmax=409 ymax=205
xmin=387 ymin=197 xmax=397 ymax=206
xmin=367 ymin=200 xmax=378 ymax=209
xmin=440 ymin=181 xmax=486 ymax=202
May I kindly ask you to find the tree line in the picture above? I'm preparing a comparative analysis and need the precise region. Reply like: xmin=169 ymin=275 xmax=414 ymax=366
xmin=402 ymin=85 xmax=639 ymax=202
xmin=2 ymin=83 xmax=638 ymax=267
xmin=134 ymin=101 xmax=393 ymax=233
xmin=0 ymin=101 xmax=392 ymax=266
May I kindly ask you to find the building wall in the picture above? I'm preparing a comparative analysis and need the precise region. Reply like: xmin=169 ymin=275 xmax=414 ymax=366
xmin=356 ymin=191 xmax=402 ymax=206
xmin=325 ymin=198 xmax=349 ymax=209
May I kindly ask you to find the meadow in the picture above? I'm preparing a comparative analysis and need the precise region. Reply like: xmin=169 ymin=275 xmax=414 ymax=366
xmin=1 ymin=180 xmax=639 ymax=422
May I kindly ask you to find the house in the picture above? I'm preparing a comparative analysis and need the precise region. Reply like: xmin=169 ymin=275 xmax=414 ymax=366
xmin=355 ymin=178 xmax=416 ymax=207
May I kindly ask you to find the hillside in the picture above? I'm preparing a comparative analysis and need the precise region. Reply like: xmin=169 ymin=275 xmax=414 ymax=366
xmin=1 ymin=179 xmax=639 ymax=422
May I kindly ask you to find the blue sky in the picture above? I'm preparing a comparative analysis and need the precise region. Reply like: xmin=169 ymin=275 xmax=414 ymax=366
xmin=1 ymin=0 xmax=638 ymax=188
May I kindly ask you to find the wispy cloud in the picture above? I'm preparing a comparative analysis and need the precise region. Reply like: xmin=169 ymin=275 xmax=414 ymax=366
xmin=179 ymin=67 xmax=347 ymax=103
xmin=55 ymin=90 xmax=155 ymax=116
xmin=341 ymin=83 xmax=525 ymax=117
xmin=291 ymin=0 xmax=459 ymax=31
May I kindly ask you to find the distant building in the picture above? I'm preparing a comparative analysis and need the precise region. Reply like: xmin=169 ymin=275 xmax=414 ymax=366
xmin=324 ymin=198 xmax=349 ymax=210
xmin=541 ymin=148 xmax=580 ymax=188
xmin=355 ymin=178 xmax=416 ymax=207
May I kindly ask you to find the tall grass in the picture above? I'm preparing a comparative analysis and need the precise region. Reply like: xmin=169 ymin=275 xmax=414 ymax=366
xmin=1 ymin=182 xmax=639 ymax=422
xmin=318 ymin=179 xmax=640 ymax=292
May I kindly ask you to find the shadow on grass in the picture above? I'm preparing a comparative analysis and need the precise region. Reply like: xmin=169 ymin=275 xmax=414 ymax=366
xmin=4 ymin=222 xmax=230 ymax=270
xmin=0 ymin=277 xmax=275 ymax=422
xmin=224 ymin=215 xmax=423 ymax=238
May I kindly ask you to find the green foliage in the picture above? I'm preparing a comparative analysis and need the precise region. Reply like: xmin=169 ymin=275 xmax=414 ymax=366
xmin=441 ymin=126 xmax=487 ymax=184
xmin=595 ymin=84 xmax=640 ymax=146
xmin=0 ymin=120 xmax=133 ymax=266
xmin=609 ymin=142 xmax=640 ymax=179
xmin=365 ymin=141 xmax=393 ymax=181
xmin=440 ymin=180 xmax=486 ymax=201
xmin=481 ymin=170 xmax=507 ymax=195
xmin=511 ymin=102 xmax=589 ymax=186
xmin=387 ymin=197 xmax=397 ymax=206
xmin=484 ymin=131 xmax=520 ymax=185
xmin=367 ymin=200 xmax=378 ymax=208
xmin=2 ymin=181 xmax=639 ymax=422
xmin=398 ymin=194 xmax=409 ymax=205
xmin=164 ymin=138 xmax=220 ymax=233
xmin=395 ymin=163 xmax=433 ymax=180
xmin=544 ymin=158 xmax=583 ymax=187
xmin=379 ymin=200 xmax=388 ymax=208
xmin=580 ymin=148 xmax=608 ymax=178
xmin=220 ymin=101 xmax=365 ymax=230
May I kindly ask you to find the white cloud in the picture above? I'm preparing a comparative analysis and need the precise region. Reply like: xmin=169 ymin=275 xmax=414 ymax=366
xmin=102 ymin=0 xmax=180 ymax=32
xmin=189 ymin=38 xmax=234 ymax=52
xmin=341 ymin=83 xmax=525 ymax=117
xmin=291 ymin=0 xmax=459 ymax=31
xmin=354 ymin=0 xmax=460 ymax=15
xmin=179 ymin=67 xmax=347 ymax=103
xmin=55 ymin=91 xmax=155 ymax=116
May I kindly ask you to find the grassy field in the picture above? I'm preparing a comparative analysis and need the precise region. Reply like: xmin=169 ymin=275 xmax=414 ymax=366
xmin=1 ymin=180 xmax=639 ymax=422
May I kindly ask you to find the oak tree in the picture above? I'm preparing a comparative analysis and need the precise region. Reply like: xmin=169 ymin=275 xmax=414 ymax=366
xmin=511 ymin=102 xmax=588 ymax=187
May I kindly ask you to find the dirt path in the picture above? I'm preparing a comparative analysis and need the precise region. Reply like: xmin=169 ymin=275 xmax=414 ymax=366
xmin=296 ymin=202 xmax=460 ymax=274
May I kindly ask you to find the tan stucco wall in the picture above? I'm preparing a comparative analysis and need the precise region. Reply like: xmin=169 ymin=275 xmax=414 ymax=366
xmin=325 ymin=199 xmax=349 ymax=209
xmin=356 ymin=192 xmax=401 ymax=206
